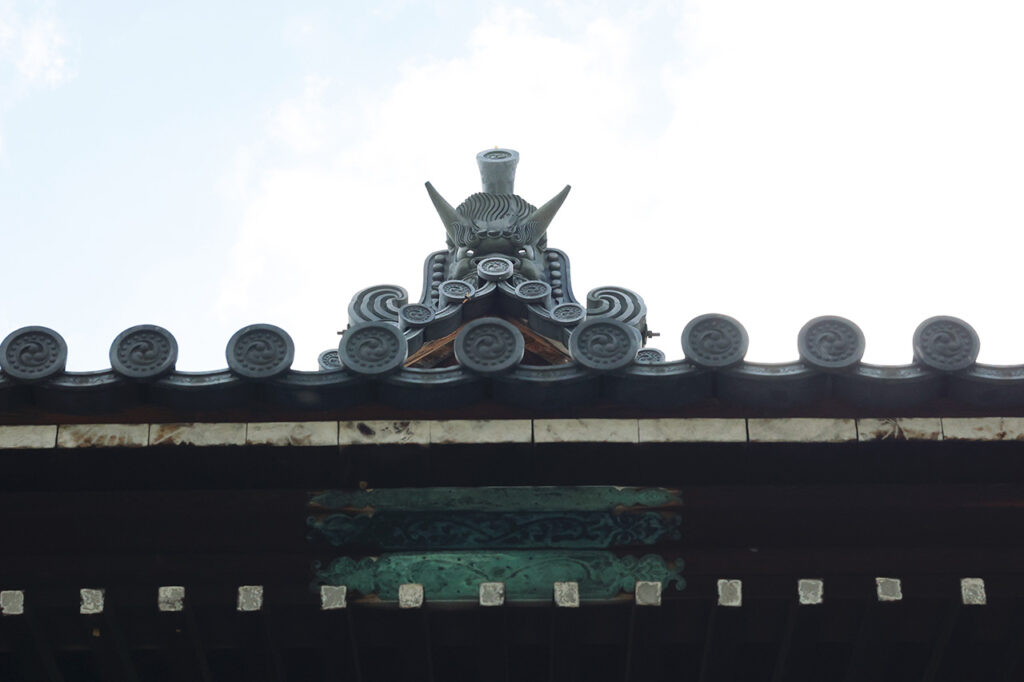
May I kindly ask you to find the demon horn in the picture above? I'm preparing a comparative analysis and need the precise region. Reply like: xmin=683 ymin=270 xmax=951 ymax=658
xmin=425 ymin=182 xmax=464 ymax=243
xmin=526 ymin=185 xmax=571 ymax=240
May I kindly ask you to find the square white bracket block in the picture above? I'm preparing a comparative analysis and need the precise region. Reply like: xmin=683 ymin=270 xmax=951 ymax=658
xmin=553 ymin=582 xmax=580 ymax=608
xmin=798 ymin=579 xmax=824 ymax=605
xmin=237 ymin=585 xmax=263 ymax=612
xmin=158 ymin=586 xmax=185 ymax=612
xmin=961 ymin=578 xmax=987 ymax=605
xmin=717 ymin=579 xmax=742 ymax=607
xmin=320 ymin=585 xmax=347 ymax=610
xmin=635 ymin=581 xmax=662 ymax=606
xmin=80 ymin=588 xmax=105 ymax=615
xmin=479 ymin=582 xmax=505 ymax=607
xmin=0 ymin=590 xmax=25 ymax=616
xmin=398 ymin=583 xmax=424 ymax=609
xmin=876 ymin=578 xmax=903 ymax=602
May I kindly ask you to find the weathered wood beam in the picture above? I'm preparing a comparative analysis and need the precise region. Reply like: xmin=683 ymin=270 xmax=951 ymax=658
xmin=404 ymin=330 xmax=459 ymax=368
xmin=404 ymin=316 xmax=570 ymax=370
xmin=505 ymin=318 xmax=571 ymax=365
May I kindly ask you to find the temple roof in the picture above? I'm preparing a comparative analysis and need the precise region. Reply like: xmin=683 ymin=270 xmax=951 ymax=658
xmin=0 ymin=150 xmax=1017 ymax=420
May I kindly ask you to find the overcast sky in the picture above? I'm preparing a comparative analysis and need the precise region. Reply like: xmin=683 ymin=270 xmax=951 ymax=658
xmin=2 ymin=0 xmax=1023 ymax=371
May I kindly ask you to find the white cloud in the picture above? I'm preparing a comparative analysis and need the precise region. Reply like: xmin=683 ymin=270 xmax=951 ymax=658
xmin=15 ymin=14 xmax=68 ymax=85
xmin=0 ymin=3 xmax=72 ymax=87
xmin=0 ymin=2 xmax=73 ymax=162
xmin=0 ymin=13 xmax=13 ymax=48
xmin=269 ymin=75 xmax=334 ymax=154
xmin=218 ymin=1 xmax=1024 ymax=369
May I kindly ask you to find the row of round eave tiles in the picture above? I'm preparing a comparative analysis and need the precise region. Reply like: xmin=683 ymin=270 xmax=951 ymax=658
xmin=0 ymin=323 xmax=295 ymax=383
xmin=676 ymin=314 xmax=978 ymax=372
xmin=0 ymin=315 xmax=979 ymax=383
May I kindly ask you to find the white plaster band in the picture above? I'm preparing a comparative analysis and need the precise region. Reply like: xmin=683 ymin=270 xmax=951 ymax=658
xmin=4 ymin=417 xmax=1024 ymax=448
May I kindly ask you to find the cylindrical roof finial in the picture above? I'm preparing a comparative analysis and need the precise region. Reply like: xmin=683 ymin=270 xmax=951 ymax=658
xmin=477 ymin=148 xmax=519 ymax=195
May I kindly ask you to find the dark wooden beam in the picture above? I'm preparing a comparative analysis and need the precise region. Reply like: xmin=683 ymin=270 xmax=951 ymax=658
xmin=999 ymin=600 xmax=1024 ymax=682
xmin=920 ymin=599 xmax=960 ymax=682
xmin=346 ymin=609 xmax=365 ymax=682
xmin=182 ymin=606 xmax=213 ymax=682
xmin=623 ymin=604 xmax=662 ymax=682
xmin=772 ymin=599 xmax=823 ymax=682
xmin=844 ymin=599 xmax=888 ymax=682
xmin=697 ymin=601 xmax=740 ymax=682
xmin=770 ymin=602 xmax=798 ymax=682
xmin=475 ymin=608 xmax=509 ymax=682
xmin=6 ymin=484 xmax=1024 ymax=562
xmin=420 ymin=611 xmax=435 ymax=682
xmin=262 ymin=610 xmax=287 ymax=682
xmin=621 ymin=606 xmax=637 ymax=682
xmin=26 ymin=606 xmax=63 ymax=682
xmin=548 ymin=606 xmax=581 ymax=682
xmin=86 ymin=594 xmax=140 ymax=682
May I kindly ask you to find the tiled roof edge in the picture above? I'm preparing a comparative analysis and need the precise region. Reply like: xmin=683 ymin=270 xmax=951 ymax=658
xmin=0 ymin=311 xmax=1010 ymax=415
